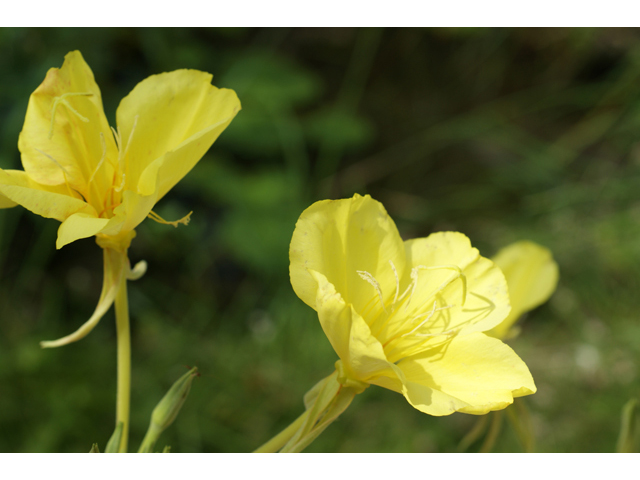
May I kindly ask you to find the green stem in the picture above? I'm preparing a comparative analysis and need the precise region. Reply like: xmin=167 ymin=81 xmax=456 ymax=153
xmin=253 ymin=410 xmax=309 ymax=453
xmin=138 ymin=423 xmax=163 ymax=453
xmin=114 ymin=271 xmax=131 ymax=453
xmin=479 ymin=410 xmax=504 ymax=453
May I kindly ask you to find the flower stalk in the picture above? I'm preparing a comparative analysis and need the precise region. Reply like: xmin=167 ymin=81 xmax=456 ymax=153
xmin=114 ymin=266 xmax=131 ymax=453
xmin=255 ymin=369 xmax=364 ymax=453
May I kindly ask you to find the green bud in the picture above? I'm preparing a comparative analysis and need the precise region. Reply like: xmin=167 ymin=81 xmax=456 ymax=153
xmin=89 ymin=443 xmax=100 ymax=453
xmin=138 ymin=367 xmax=198 ymax=453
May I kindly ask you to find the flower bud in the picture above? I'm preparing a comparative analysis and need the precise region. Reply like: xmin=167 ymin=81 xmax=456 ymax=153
xmin=138 ymin=367 xmax=198 ymax=453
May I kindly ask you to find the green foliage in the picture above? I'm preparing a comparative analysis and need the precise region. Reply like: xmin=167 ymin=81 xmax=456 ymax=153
xmin=1 ymin=27 xmax=640 ymax=452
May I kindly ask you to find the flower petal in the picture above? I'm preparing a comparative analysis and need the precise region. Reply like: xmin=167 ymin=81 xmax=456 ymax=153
xmin=108 ymin=189 xmax=159 ymax=234
xmin=404 ymin=232 xmax=510 ymax=335
xmin=116 ymin=69 xmax=240 ymax=200
xmin=18 ymin=51 xmax=117 ymax=201
xmin=57 ymin=212 xmax=112 ymax=249
xmin=488 ymin=241 xmax=559 ymax=339
xmin=290 ymin=194 xmax=407 ymax=314
xmin=309 ymin=269 xmax=401 ymax=383
xmin=396 ymin=332 xmax=536 ymax=416
xmin=0 ymin=169 xmax=96 ymax=221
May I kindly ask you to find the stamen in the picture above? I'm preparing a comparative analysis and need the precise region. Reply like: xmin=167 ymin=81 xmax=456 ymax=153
xmin=110 ymin=126 xmax=121 ymax=149
xmin=413 ymin=328 xmax=456 ymax=338
xmin=35 ymin=148 xmax=72 ymax=177
xmin=148 ymin=210 xmax=193 ymax=228
xmin=120 ymin=116 xmax=138 ymax=170
xmin=35 ymin=148 xmax=79 ymax=200
xmin=114 ymin=173 xmax=126 ymax=193
xmin=88 ymin=132 xmax=107 ymax=185
xmin=403 ymin=303 xmax=454 ymax=337
xmin=389 ymin=260 xmax=399 ymax=307
xmin=114 ymin=115 xmax=138 ymax=193
xmin=404 ymin=267 xmax=420 ymax=311
xmin=408 ymin=264 xmax=468 ymax=308
xmin=357 ymin=270 xmax=388 ymax=314
xmin=48 ymin=92 xmax=93 ymax=139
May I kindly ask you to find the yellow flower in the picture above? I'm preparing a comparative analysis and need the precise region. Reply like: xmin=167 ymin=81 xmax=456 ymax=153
xmin=289 ymin=194 xmax=535 ymax=416
xmin=0 ymin=51 xmax=240 ymax=347
xmin=487 ymin=241 xmax=559 ymax=340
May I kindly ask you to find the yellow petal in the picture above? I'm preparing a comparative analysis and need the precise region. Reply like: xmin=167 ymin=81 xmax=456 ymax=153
xmin=290 ymin=194 xmax=407 ymax=313
xmin=18 ymin=50 xmax=117 ymax=201
xmin=488 ymin=241 xmax=559 ymax=339
xmin=0 ymin=169 xmax=96 ymax=222
xmin=56 ymin=212 xmax=112 ymax=249
xmin=40 ymin=247 xmax=126 ymax=348
xmin=397 ymin=332 xmax=536 ymax=416
xmin=404 ymin=232 xmax=511 ymax=335
xmin=309 ymin=269 xmax=402 ymax=384
xmin=57 ymin=188 xmax=161 ymax=249
xmin=108 ymin=189 xmax=159 ymax=234
xmin=0 ymin=193 xmax=17 ymax=209
xmin=116 ymin=69 xmax=240 ymax=200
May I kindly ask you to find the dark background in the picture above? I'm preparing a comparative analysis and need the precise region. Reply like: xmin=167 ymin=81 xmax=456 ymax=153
xmin=1 ymin=27 xmax=639 ymax=452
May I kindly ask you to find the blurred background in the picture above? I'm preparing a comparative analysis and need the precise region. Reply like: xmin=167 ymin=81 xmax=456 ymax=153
xmin=1 ymin=27 xmax=639 ymax=452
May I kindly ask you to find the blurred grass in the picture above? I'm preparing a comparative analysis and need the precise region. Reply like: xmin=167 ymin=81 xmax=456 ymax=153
xmin=1 ymin=27 xmax=640 ymax=452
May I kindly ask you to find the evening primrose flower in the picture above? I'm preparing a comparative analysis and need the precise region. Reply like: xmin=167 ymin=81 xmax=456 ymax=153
xmin=289 ymin=194 xmax=536 ymax=417
xmin=0 ymin=51 xmax=240 ymax=347
xmin=487 ymin=241 xmax=559 ymax=340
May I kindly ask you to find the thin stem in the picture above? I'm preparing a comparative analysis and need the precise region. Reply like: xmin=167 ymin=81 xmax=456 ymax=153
xmin=253 ymin=410 xmax=309 ymax=453
xmin=479 ymin=410 xmax=504 ymax=453
xmin=114 ymin=270 xmax=131 ymax=453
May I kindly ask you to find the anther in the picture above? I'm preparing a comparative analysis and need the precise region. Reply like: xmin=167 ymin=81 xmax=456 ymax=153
xmin=48 ymin=92 xmax=93 ymax=139
xmin=357 ymin=270 xmax=388 ymax=314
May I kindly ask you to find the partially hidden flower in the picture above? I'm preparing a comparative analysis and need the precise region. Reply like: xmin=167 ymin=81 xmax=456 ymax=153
xmin=0 ymin=51 xmax=240 ymax=347
xmin=487 ymin=240 xmax=559 ymax=340
xmin=289 ymin=194 xmax=536 ymax=416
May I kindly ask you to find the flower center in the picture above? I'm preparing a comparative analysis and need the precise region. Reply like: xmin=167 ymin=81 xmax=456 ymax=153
xmin=357 ymin=260 xmax=468 ymax=359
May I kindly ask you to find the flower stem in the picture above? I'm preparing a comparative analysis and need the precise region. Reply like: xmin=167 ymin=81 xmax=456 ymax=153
xmin=114 ymin=272 xmax=131 ymax=453
xmin=253 ymin=411 xmax=309 ymax=453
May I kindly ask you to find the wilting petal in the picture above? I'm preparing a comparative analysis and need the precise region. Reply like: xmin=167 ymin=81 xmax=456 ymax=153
xmin=18 ymin=51 xmax=117 ymax=199
xmin=488 ymin=241 xmax=559 ymax=339
xmin=116 ymin=69 xmax=240 ymax=199
xmin=404 ymin=232 xmax=510 ymax=336
xmin=40 ymin=247 xmax=127 ymax=348
xmin=397 ymin=332 xmax=536 ymax=416
xmin=310 ymin=269 xmax=401 ymax=383
xmin=290 ymin=194 xmax=406 ymax=313
xmin=0 ymin=169 xmax=95 ymax=221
